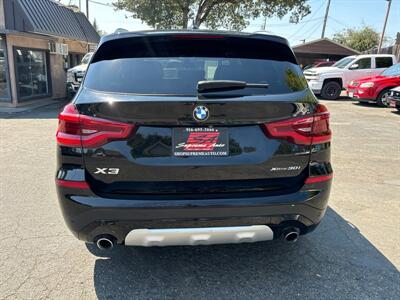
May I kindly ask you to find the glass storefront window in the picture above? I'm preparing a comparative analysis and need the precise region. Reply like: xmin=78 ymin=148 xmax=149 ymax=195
xmin=0 ymin=36 xmax=10 ymax=101
xmin=15 ymin=48 xmax=49 ymax=100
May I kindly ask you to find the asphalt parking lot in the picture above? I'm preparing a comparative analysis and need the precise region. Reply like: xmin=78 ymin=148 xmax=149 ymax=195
xmin=0 ymin=99 xmax=399 ymax=299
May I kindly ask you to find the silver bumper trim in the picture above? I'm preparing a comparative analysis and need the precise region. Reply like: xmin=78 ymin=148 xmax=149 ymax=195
xmin=124 ymin=225 xmax=274 ymax=247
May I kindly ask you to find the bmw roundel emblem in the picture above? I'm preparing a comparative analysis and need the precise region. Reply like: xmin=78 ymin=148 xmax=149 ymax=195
xmin=193 ymin=105 xmax=209 ymax=122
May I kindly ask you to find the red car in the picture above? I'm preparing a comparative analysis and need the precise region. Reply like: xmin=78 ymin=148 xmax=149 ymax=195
xmin=347 ymin=63 xmax=400 ymax=106
xmin=303 ymin=60 xmax=336 ymax=70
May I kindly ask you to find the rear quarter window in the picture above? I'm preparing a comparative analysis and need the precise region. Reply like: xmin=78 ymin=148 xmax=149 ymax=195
xmin=84 ymin=35 xmax=307 ymax=96
xmin=376 ymin=57 xmax=393 ymax=68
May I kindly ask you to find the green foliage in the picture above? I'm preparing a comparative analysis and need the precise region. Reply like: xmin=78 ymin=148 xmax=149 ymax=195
xmin=333 ymin=26 xmax=380 ymax=52
xmin=113 ymin=0 xmax=310 ymax=30
xmin=284 ymin=68 xmax=307 ymax=92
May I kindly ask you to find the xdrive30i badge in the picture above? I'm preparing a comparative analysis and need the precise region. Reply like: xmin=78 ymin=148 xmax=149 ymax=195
xmin=193 ymin=105 xmax=209 ymax=122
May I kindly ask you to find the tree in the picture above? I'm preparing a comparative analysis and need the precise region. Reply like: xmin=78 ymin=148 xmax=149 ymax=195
xmin=92 ymin=18 xmax=107 ymax=36
xmin=333 ymin=26 xmax=380 ymax=52
xmin=113 ymin=0 xmax=311 ymax=30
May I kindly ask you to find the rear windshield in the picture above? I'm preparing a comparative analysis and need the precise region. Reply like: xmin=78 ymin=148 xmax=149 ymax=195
xmin=84 ymin=35 xmax=307 ymax=96
xmin=381 ymin=63 xmax=400 ymax=77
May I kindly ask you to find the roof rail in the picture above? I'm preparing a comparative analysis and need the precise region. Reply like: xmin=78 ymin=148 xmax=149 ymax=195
xmin=114 ymin=28 xmax=129 ymax=34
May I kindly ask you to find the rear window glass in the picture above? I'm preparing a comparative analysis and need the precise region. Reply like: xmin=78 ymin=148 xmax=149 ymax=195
xmin=376 ymin=57 xmax=393 ymax=68
xmin=84 ymin=35 xmax=306 ymax=96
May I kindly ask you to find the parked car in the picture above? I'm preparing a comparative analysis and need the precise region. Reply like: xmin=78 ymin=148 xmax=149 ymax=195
xmin=66 ymin=52 xmax=93 ymax=98
xmin=388 ymin=86 xmax=400 ymax=111
xmin=0 ymin=49 xmax=5 ymax=82
xmin=347 ymin=63 xmax=400 ymax=106
xmin=303 ymin=60 xmax=336 ymax=70
xmin=304 ymin=54 xmax=397 ymax=100
xmin=56 ymin=31 xmax=332 ymax=250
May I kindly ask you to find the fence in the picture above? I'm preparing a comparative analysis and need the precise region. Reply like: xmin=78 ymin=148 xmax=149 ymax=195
xmin=367 ymin=44 xmax=400 ymax=60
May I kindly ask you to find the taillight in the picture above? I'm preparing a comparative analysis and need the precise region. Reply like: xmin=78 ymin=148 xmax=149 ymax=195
xmin=56 ymin=104 xmax=82 ymax=147
xmin=262 ymin=104 xmax=331 ymax=145
xmin=56 ymin=103 xmax=135 ymax=148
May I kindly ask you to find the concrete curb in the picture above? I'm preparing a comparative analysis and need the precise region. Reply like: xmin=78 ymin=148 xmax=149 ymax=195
xmin=0 ymin=99 xmax=68 ymax=116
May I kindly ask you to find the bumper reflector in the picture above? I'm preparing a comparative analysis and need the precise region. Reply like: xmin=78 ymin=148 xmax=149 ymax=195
xmin=56 ymin=179 xmax=90 ymax=189
xmin=305 ymin=174 xmax=333 ymax=184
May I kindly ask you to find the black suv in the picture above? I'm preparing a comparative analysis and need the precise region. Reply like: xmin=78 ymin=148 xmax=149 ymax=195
xmin=56 ymin=31 xmax=332 ymax=250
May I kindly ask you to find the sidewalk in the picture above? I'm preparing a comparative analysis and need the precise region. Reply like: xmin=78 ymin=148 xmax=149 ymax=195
xmin=0 ymin=98 xmax=68 ymax=117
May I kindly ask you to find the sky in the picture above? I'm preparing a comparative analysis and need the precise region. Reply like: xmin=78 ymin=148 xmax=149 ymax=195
xmin=60 ymin=0 xmax=400 ymax=47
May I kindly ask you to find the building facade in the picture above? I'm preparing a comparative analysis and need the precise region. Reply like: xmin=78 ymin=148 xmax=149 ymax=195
xmin=0 ymin=0 xmax=100 ymax=106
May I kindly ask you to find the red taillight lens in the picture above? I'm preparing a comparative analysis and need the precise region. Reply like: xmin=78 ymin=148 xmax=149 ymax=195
xmin=57 ymin=104 xmax=82 ymax=147
xmin=56 ymin=103 xmax=135 ymax=148
xmin=56 ymin=179 xmax=90 ymax=189
xmin=305 ymin=174 xmax=333 ymax=184
xmin=311 ymin=104 xmax=331 ymax=144
xmin=263 ymin=104 xmax=331 ymax=145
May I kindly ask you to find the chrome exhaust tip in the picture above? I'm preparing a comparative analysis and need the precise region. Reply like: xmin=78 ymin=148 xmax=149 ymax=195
xmin=95 ymin=236 xmax=115 ymax=250
xmin=282 ymin=227 xmax=300 ymax=243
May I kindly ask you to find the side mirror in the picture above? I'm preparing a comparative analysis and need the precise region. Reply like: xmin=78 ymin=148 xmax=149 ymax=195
xmin=349 ymin=64 xmax=359 ymax=70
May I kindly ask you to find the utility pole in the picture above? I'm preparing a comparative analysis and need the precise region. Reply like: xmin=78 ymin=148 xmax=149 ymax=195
xmin=86 ymin=0 xmax=89 ymax=19
xmin=261 ymin=16 xmax=267 ymax=31
xmin=79 ymin=0 xmax=81 ymax=11
xmin=321 ymin=0 xmax=331 ymax=39
xmin=378 ymin=0 xmax=392 ymax=53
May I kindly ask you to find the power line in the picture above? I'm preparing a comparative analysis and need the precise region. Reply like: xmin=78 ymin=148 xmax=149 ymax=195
xmin=288 ymin=0 xmax=326 ymax=39
xmin=247 ymin=17 xmax=324 ymax=29
xmin=328 ymin=16 xmax=350 ymax=28
xmin=305 ymin=20 xmax=324 ymax=41
xmin=89 ymin=0 xmax=113 ymax=7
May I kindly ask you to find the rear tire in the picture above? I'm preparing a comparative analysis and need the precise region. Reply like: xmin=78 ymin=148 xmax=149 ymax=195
xmin=376 ymin=89 xmax=391 ymax=107
xmin=321 ymin=81 xmax=341 ymax=100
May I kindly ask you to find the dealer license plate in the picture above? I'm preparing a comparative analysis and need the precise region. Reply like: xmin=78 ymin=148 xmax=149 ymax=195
xmin=173 ymin=128 xmax=229 ymax=157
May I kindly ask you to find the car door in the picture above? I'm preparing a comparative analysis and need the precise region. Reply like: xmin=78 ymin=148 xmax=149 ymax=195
xmin=345 ymin=57 xmax=373 ymax=86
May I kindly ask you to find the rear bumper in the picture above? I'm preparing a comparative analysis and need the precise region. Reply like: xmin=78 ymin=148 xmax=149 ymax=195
xmin=57 ymin=180 xmax=332 ymax=244
xmin=388 ymin=96 xmax=400 ymax=108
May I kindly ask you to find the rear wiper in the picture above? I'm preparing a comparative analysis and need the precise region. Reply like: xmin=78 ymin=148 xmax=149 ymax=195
xmin=197 ymin=80 xmax=269 ymax=93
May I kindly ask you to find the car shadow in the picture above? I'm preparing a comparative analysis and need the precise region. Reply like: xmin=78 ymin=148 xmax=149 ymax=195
xmin=317 ymin=96 xmax=353 ymax=102
xmin=352 ymin=102 xmax=391 ymax=109
xmin=391 ymin=109 xmax=400 ymax=115
xmin=89 ymin=207 xmax=399 ymax=299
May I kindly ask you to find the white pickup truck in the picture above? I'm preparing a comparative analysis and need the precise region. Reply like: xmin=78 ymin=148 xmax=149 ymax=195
xmin=66 ymin=52 xmax=93 ymax=99
xmin=304 ymin=54 xmax=397 ymax=100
